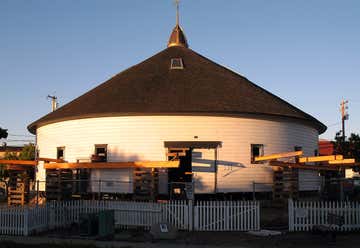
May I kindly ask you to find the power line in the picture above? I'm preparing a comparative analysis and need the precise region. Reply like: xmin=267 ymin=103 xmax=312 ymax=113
xmin=8 ymin=134 xmax=35 ymax=137
xmin=3 ymin=139 xmax=34 ymax=142
xmin=327 ymin=122 xmax=341 ymax=127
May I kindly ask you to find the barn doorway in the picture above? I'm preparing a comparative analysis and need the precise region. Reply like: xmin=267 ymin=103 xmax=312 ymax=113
xmin=167 ymin=148 xmax=192 ymax=199
xmin=164 ymin=141 xmax=222 ymax=200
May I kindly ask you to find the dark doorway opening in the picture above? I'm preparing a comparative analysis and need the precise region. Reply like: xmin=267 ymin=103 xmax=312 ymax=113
xmin=167 ymin=148 xmax=192 ymax=199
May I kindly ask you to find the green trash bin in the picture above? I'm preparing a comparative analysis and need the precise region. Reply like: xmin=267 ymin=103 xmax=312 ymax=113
xmin=79 ymin=213 xmax=99 ymax=236
xmin=98 ymin=210 xmax=115 ymax=239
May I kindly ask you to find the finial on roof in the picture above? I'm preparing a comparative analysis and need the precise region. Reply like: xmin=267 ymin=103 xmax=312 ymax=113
xmin=167 ymin=0 xmax=189 ymax=48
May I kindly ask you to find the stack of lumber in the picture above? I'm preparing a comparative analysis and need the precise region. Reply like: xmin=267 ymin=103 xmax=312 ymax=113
xmin=46 ymin=169 xmax=73 ymax=201
xmin=272 ymin=167 xmax=299 ymax=200
xmin=133 ymin=168 xmax=158 ymax=200
xmin=73 ymin=169 xmax=89 ymax=195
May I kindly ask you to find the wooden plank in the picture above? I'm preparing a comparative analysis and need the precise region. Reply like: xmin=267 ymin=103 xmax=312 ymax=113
xmin=299 ymin=155 xmax=343 ymax=163
xmin=37 ymin=157 xmax=65 ymax=163
xmin=329 ymin=159 xmax=356 ymax=165
xmin=166 ymin=152 xmax=186 ymax=157
xmin=168 ymin=148 xmax=190 ymax=151
xmin=6 ymin=165 xmax=33 ymax=171
xmin=44 ymin=161 xmax=180 ymax=169
xmin=0 ymin=160 xmax=37 ymax=166
xmin=254 ymin=151 xmax=303 ymax=162
xmin=269 ymin=161 xmax=340 ymax=171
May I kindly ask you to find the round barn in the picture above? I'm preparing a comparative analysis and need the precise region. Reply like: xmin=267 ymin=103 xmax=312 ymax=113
xmin=28 ymin=16 xmax=326 ymax=200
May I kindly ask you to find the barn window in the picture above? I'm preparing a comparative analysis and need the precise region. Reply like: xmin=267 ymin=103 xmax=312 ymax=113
xmin=251 ymin=144 xmax=264 ymax=164
xmin=170 ymin=58 xmax=184 ymax=69
xmin=57 ymin=147 xmax=65 ymax=160
xmin=294 ymin=146 xmax=302 ymax=163
xmin=314 ymin=149 xmax=318 ymax=156
xmin=93 ymin=144 xmax=107 ymax=162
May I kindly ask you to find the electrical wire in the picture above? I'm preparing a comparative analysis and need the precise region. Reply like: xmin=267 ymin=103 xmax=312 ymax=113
xmin=8 ymin=134 xmax=35 ymax=137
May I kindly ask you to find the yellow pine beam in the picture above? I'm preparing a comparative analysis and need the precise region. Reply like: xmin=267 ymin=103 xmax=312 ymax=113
xmin=37 ymin=157 xmax=65 ymax=163
xmin=299 ymin=155 xmax=343 ymax=163
xmin=254 ymin=151 xmax=303 ymax=162
xmin=329 ymin=159 xmax=356 ymax=165
xmin=0 ymin=160 xmax=37 ymax=166
xmin=44 ymin=161 xmax=180 ymax=169
xmin=269 ymin=161 xmax=341 ymax=171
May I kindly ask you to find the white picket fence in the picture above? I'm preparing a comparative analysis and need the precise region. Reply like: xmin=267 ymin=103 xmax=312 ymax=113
xmin=0 ymin=200 xmax=260 ymax=235
xmin=0 ymin=206 xmax=28 ymax=236
xmin=289 ymin=199 xmax=360 ymax=231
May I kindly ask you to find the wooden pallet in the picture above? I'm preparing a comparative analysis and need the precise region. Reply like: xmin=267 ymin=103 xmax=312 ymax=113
xmin=7 ymin=175 xmax=30 ymax=206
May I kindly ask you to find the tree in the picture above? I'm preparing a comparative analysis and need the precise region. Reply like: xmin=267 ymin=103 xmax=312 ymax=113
xmin=18 ymin=143 xmax=35 ymax=160
xmin=333 ymin=132 xmax=360 ymax=162
xmin=348 ymin=133 xmax=360 ymax=162
xmin=0 ymin=143 xmax=35 ymax=179
xmin=0 ymin=127 xmax=8 ymax=139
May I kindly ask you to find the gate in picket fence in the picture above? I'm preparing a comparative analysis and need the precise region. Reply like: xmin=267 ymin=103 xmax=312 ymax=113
xmin=194 ymin=201 xmax=260 ymax=231
xmin=288 ymin=199 xmax=360 ymax=231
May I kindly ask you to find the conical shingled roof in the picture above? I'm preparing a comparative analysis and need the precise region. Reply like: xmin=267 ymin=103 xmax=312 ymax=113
xmin=28 ymin=45 xmax=326 ymax=134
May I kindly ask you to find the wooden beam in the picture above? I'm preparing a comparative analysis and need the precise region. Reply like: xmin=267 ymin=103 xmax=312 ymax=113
xmin=254 ymin=151 xmax=303 ymax=162
xmin=166 ymin=152 xmax=186 ymax=157
xmin=269 ymin=161 xmax=340 ymax=171
xmin=299 ymin=155 xmax=343 ymax=163
xmin=6 ymin=165 xmax=33 ymax=171
xmin=44 ymin=161 xmax=180 ymax=169
xmin=0 ymin=160 xmax=37 ymax=166
xmin=328 ymin=159 xmax=356 ymax=165
xmin=37 ymin=157 xmax=65 ymax=163
xmin=168 ymin=148 xmax=190 ymax=151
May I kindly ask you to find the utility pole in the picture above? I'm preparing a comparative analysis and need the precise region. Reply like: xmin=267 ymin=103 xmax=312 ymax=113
xmin=47 ymin=95 xmax=58 ymax=112
xmin=340 ymin=99 xmax=349 ymax=142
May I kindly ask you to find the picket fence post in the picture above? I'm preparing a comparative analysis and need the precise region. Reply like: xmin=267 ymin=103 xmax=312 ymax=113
xmin=288 ymin=199 xmax=294 ymax=231
xmin=23 ymin=207 xmax=29 ymax=236
xmin=188 ymin=200 xmax=193 ymax=231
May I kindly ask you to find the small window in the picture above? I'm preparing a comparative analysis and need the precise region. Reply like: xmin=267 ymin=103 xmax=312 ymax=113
xmin=294 ymin=146 xmax=302 ymax=151
xmin=251 ymin=144 xmax=264 ymax=164
xmin=93 ymin=144 xmax=107 ymax=162
xmin=294 ymin=146 xmax=302 ymax=163
xmin=57 ymin=147 xmax=65 ymax=160
xmin=170 ymin=58 xmax=184 ymax=69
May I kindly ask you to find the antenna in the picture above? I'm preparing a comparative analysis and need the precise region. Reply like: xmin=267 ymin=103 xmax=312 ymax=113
xmin=47 ymin=95 xmax=58 ymax=112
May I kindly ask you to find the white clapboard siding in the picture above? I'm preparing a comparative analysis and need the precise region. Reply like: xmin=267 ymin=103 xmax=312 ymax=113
xmin=192 ymin=148 xmax=216 ymax=193
xmin=89 ymin=169 xmax=133 ymax=193
xmin=36 ymin=115 xmax=320 ymax=193
xmin=289 ymin=199 xmax=360 ymax=232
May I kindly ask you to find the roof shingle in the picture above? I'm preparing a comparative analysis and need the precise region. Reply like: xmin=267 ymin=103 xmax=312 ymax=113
xmin=28 ymin=46 xmax=326 ymax=134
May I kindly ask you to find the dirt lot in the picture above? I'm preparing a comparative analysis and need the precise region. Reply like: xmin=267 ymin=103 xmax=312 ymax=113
xmin=1 ymin=231 xmax=360 ymax=248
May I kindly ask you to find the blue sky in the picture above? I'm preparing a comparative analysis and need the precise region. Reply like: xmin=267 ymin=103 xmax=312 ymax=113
xmin=0 ymin=0 xmax=359 ymax=145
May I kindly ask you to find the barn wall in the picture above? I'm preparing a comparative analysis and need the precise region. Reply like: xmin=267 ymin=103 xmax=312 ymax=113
xmin=36 ymin=115 xmax=319 ymax=193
